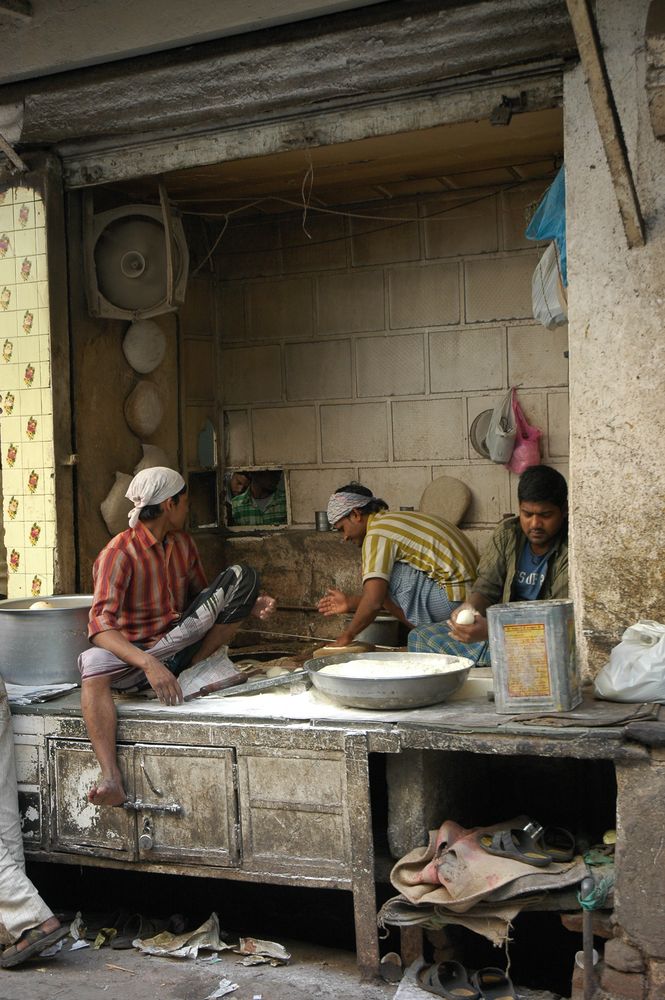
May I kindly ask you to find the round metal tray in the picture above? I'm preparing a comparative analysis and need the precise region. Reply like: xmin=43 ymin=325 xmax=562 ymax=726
xmin=305 ymin=651 xmax=473 ymax=710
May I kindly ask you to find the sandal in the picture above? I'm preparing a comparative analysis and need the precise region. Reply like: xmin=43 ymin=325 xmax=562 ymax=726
xmin=471 ymin=967 xmax=516 ymax=1000
xmin=477 ymin=828 xmax=552 ymax=867
xmin=539 ymin=826 xmax=576 ymax=862
xmin=111 ymin=912 xmax=185 ymax=949
xmin=1 ymin=923 xmax=69 ymax=968
xmin=417 ymin=961 xmax=481 ymax=999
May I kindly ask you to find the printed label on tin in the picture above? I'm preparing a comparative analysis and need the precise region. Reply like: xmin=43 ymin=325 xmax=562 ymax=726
xmin=503 ymin=623 xmax=552 ymax=698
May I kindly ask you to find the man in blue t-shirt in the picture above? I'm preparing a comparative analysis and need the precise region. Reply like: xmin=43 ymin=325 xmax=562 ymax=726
xmin=408 ymin=465 xmax=568 ymax=660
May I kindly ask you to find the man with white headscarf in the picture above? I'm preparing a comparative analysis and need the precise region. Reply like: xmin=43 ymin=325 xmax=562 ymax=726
xmin=80 ymin=467 xmax=275 ymax=807
xmin=318 ymin=482 xmax=478 ymax=647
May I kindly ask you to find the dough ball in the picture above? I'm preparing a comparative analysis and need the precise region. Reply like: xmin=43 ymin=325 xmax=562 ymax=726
xmin=455 ymin=608 xmax=476 ymax=625
xmin=29 ymin=600 xmax=55 ymax=610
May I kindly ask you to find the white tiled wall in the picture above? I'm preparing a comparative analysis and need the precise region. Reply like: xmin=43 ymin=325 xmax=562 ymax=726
xmin=0 ymin=184 xmax=56 ymax=598
xmin=216 ymin=180 xmax=569 ymax=528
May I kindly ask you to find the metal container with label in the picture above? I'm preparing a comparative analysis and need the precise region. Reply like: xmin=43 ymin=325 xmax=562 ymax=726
xmin=486 ymin=599 xmax=582 ymax=714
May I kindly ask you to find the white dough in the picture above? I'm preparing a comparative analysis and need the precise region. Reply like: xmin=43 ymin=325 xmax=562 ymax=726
xmin=319 ymin=659 xmax=463 ymax=679
xmin=29 ymin=600 xmax=55 ymax=610
xmin=455 ymin=608 xmax=476 ymax=625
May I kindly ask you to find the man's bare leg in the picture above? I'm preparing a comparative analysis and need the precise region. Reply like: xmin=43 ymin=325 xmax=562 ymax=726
xmin=190 ymin=622 xmax=243 ymax=664
xmin=81 ymin=676 xmax=127 ymax=807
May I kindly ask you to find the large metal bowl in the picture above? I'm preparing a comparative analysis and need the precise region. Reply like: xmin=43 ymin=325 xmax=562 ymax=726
xmin=0 ymin=595 xmax=93 ymax=686
xmin=306 ymin=651 xmax=473 ymax=710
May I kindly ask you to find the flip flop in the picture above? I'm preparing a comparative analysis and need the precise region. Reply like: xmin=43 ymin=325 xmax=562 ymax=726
xmin=539 ymin=826 xmax=575 ymax=862
xmin=111 ymin=912 xmax=186 ymax=949
xmin=471 ymin=967 xmax=516 ymax=1000
xmin=417 ymin=961 xmax=481 ymax=999
xmin=477 ymin=828 xmax=552 ymax=867
xmin=1 ymin=924 xmax=69 ymax=968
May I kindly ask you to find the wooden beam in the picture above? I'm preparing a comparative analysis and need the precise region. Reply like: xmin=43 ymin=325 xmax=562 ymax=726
xmin=0 ymin=131 xmax=27 ymax=172
xmin=566 ymin=0 xmax=645 ymax=248
xmin=0 ymin=0 xmax=32 ymax=20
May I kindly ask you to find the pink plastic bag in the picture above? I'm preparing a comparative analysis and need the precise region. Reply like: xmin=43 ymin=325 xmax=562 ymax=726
xmin=506 ymin=389 xmax=542 ymax=474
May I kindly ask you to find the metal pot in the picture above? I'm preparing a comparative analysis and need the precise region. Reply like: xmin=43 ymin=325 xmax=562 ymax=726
xmin=306 ymin=651 xmax=472 ymax=710
xmin=344 ymin=614 xmax=400 ymax=647
xmin=0 ymin=595 xmax=93 ymax=686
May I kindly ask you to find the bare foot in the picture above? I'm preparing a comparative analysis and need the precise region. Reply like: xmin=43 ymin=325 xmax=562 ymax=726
xmin=87 ymin=777 xmax=127 ymax=807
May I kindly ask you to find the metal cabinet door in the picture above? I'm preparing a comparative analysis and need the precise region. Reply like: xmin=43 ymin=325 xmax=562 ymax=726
xmin=133 ymin=744 xmax=239 ymax=867
xmin=48 ymin=739 xmax=135 ymax=858
xmin=237 ymin=748 xmax=351 ymax=877
xmin=15 ymin=737 xmax=42 ymax=847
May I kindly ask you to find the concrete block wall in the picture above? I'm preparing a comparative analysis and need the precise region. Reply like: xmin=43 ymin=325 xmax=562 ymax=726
xmin=215 ymin=179 xmax=569 ymax=534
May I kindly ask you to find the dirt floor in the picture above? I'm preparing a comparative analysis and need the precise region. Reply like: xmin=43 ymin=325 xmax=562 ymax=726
xmin=0 ymin=936 xmax=398 ymax=1000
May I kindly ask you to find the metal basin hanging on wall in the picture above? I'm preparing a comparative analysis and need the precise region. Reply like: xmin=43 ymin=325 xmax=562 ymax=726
xmin=0 ymin=595 xmax=93 ymax=686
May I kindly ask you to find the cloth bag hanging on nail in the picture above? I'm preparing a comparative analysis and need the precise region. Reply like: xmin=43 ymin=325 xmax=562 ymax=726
xmin=506 ymin=389 xmax=542 ymax=474
xmin=485 ymin=389 xmax=517 ymax=464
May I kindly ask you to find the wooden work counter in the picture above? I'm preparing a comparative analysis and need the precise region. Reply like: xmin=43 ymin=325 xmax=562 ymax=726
xmin=10 ymin=685 xmax=645 ymax=975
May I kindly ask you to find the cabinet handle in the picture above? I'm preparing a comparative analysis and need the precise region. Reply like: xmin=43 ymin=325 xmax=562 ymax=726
xmin=123 ymin=799 xmax=183 ymax=815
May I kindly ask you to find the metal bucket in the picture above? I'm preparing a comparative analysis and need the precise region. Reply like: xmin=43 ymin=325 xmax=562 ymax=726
xmin=486 ymin=599 xmax=582 ymax=714
xmin=344 ymin=614 xmax=400 ymax=646
xmin=0 ymin=595 xmax=93 ymax=686
xmin=315 ymin=511 xmax=331 ymax=531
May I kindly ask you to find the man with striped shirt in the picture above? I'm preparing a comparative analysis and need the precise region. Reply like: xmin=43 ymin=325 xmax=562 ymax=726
xmin=80 ymin=467 xmax=274 ymax=807
xmin=318 ymin=482 xmax=478 ymax=647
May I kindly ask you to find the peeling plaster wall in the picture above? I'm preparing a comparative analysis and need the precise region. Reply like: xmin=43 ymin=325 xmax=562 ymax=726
xmin=564 ymin=0 xmax=665 ymax=672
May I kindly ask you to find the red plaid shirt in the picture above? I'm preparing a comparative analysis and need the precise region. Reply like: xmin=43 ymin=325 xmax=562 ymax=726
xmin=88 ymin=521 xmax=208 ymax=645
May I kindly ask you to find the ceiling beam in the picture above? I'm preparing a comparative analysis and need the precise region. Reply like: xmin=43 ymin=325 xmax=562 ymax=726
xmin=0 ymin=0 xmax=33 ymax=20
xmin=566 ymin=0 xmax=645 ymax=248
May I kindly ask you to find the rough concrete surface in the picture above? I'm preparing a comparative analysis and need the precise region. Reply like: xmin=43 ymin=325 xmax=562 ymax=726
xmin=0 ymin=937 xmax=397 ymax=1000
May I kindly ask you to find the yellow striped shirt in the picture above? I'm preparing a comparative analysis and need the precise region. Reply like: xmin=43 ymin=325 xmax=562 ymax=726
xmin=361 ymin=511 xmax=479 ymax=602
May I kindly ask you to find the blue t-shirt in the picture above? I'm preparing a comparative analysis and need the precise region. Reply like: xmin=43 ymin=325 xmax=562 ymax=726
xmin=513 ymin=544 xmax=552 ymax=601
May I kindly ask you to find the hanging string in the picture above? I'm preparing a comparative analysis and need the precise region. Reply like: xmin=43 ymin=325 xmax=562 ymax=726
xmin=180 ymin=163 xmax=556 ymax=258
xmin=301 ymin=156 xmax=314 ymax=240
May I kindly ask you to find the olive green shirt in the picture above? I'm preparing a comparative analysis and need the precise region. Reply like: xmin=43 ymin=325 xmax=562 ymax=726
xmin=473 ymin=516 xmax=568 ymax=606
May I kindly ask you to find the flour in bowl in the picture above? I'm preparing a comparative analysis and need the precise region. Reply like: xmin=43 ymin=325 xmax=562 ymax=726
xmin=318 ymin=659 xmax=464 ymax=679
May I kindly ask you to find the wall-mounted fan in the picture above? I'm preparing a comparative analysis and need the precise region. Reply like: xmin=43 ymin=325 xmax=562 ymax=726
xmin=83 ymin=184 xmax=189 ymax=320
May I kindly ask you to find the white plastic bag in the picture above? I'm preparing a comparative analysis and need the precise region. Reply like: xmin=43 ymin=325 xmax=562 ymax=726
xmin=485 ymin=389 xmax=516 ymax=464
xmin=532 ymin=242 xmax=568 ymax=330
xmin=594 ymin=620 xmax=665 ymax=702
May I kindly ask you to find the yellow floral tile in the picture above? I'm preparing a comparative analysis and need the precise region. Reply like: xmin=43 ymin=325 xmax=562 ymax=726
xmin=5 ymin=519 xmax=24 ymax=550
xmin=2 ymin=440 xmax=20 ymax=473
xmin=0 ymin=467 xmax=22 ymax=497
xmin=21 ymin=440 xmax=43 ymax=471
xmin=37 ymin=281 xmax=49 ymax=308
xmin=0 ymin=206 xmax=14 ymax=231
xmin=23 ymin=544 xmax=48 ymax=576
xmin=43 ymin=494 xmax=55 ymax=519
xmin=1 ymin=366 xmax=21 ymax=393
xmin=14 ymin=202 xmax=34 ymax=231
xmin=8 ymin=575 xmax=28 ymax=599
xmin=24 ymin=413 xmax=42 ymax=441
xmin=34 ymin=200 xmax=45 ymax=227
xmin=38 ymin=334 xmax=50 ymax=363
xmin=25 ymin=467 xmax=42 ymax=496
xmin=0 ymin=311 xmax=14 ymax=337
xmin=5 ymin=493 xmax=19 ymax=522
xmin=0 ymin=283 xmax=16 ymax=313
xmin=26 ymin=520 xmax=43 ymax=548
xmin=13 ymin=185 xmax=34 ymax=204
xmin=16 ymin=255 xmax=36 ymax=285
xmin=0 ymin=188 xmax=15 ymax=206
xmin=0 ymin=257 xmax=15 ymax=286
xmin=35 ymin=254 xmax=47 ymax=283
xmin=12 ymin=229 xmax=36 ymax=257
xmin=23 ymin=492 xmax=45 ymax=523
xmin=40 ymin=388 xmax=52 ymax=415
xmin=15 ymin=336 xmax=33 ymax=364
xmin=15 ymin=283 xmax=37 ymax=312
xmin=36 ymin=307 xmax=49 ymax=335
xmin=35 ymin=228 xmax=46 ymax=254
xmin=1 ymin=414 xmax=20 ymax=438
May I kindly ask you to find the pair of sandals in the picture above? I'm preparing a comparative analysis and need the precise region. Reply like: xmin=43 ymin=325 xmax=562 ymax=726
xmin=418 ymin=961 xmax=515 ymax=999
xmin=477 ymin=821 xmax=575 ymax=868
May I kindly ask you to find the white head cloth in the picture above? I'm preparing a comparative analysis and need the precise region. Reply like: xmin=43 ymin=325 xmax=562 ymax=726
xmin=326 ymin=490 xmax=375 ymax=527
xmin=125 ymin=467 xmax=186 ymax=529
